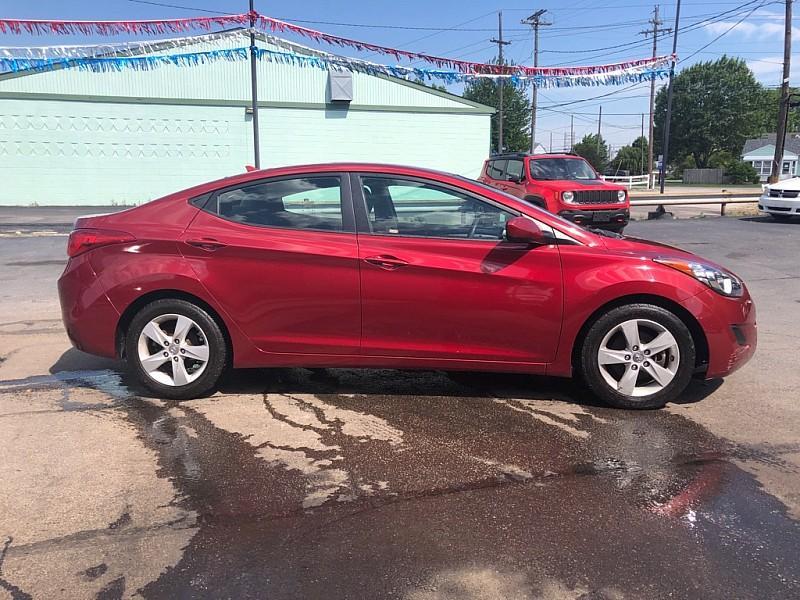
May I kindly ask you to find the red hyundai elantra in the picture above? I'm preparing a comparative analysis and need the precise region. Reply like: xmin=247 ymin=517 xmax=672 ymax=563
xmin=58 ymin=164 xmax=756 ymax=409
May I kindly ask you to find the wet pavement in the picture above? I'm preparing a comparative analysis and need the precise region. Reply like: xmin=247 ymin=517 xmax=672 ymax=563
xmin=1 ymin=216 xmax=799 ymax=599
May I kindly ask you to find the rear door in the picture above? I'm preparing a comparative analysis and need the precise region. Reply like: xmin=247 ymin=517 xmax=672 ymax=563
xmin=181 ymin=173 xmax=361 ymax=355
xmin=353 ymin=173 xmax=563 ymax=365
xmin=486 ymin=159 xmax=509 ymax=192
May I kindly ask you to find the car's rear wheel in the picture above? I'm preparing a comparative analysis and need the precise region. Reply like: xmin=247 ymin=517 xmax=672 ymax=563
xmin=125 ymin=299 xmax=227 ymax=400
xmin=579 ymin=304 xmax=695 ymax=409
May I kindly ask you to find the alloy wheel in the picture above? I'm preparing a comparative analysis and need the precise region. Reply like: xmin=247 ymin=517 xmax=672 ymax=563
xmin=596 ymin=318 xmax=680 ymax=397
xmin=137 ymin=313 xmax=210 ymax=387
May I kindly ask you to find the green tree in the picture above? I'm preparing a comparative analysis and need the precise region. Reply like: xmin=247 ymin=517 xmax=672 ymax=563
xmin=413 ymin=79 xmax=448 ymax=93
xmin=754 ymin=87 xmax=800 ymax=134
xmin=610 ymin=135 xmax=649 ymax=175
xmin=463 ymin=76 xmax=530 ymax=153
xmin=573 ymin=133 xmax=610 ymax=171
xmin=654 ymin=56 xmax=764 ymax=169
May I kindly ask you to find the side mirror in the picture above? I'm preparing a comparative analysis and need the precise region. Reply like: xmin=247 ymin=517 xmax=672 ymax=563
xmin=507 ymin=174 xmax=523 ymax=183
xmin=506 ymin=217 xmax=549 ymax=245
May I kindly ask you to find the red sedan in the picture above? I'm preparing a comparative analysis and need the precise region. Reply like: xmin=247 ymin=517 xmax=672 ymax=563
xmin=58 ymin=164 xmax=756 ymax=409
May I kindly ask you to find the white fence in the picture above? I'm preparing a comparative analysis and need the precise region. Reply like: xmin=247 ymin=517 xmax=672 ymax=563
xmin=602 ymin=174 xmax=652 ymax=189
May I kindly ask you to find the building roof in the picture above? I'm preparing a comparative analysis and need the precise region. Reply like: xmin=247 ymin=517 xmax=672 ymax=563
xmin=0 ymin=29 xmax=493 ymax=114
xmin=743 ymin=132 xmax=800 ymax=155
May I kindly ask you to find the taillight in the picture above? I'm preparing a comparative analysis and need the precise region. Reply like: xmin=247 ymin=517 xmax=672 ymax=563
xmin=67 ymin=228 xmax=135 ymax=257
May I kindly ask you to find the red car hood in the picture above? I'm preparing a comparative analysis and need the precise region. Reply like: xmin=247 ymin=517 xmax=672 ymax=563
xmin=597 ymin=233 xmax=734 ymax=274
xmin=538 ymin=179 xmax=625 ymax=192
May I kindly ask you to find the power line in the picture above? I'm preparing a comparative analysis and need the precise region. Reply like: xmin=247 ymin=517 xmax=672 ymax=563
xmin=681 ymin=0 xmax=770 ymax=62
xmin=126 ymin=0 xmax=230 ymax=14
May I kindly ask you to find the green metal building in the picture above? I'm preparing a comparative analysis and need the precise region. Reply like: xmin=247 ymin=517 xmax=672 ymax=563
xmin=0 ymin=30 xmax=492 ymax=206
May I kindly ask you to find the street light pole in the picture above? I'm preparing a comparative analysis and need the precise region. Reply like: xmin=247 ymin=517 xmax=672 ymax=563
xmin=249 ymin=0 xmax=261 ymax=169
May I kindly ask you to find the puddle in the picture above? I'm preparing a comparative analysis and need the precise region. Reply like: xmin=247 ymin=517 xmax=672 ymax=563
xmin=1 ymin=367 xmax=798 ymax=598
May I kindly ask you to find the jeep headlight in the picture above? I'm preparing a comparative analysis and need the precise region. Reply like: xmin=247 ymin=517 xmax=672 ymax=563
xmin=617 ymin=190 xmax=627 ymax=202
xmin=654 ymin=258 xmax=743 ymax=297
xmin=562 ymin=191 xmax=575 ymax=202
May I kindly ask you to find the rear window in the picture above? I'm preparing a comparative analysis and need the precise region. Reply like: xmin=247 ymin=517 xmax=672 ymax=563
xmin=208 ymin=176 xmax=344 ymax=232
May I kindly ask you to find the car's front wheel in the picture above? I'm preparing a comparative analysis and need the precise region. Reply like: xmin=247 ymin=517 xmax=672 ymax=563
xmin=579 ymin=304 xmax=696 ymax=409
xmin=125 ymin=299 xmax=227 ymax=400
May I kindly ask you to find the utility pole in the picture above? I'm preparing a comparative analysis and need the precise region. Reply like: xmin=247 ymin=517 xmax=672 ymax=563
xmin=549 ymin=131 xmax=553 ymax=152
xmin=659 ymin=0 xmax=681 ymax=194
xmin=770 ymin=0 xmax=793 ymax=183
xmin=248 ymin=0 xmax=261 ymax=168
xmin=570 ymin=115 xmax=574 ymax=151
xmin=491 ymin=11 xmax=511 ymax=153
xmin=522 ymin=9 xmax=551 ymax=153
xmin=641 ymin=113 xmax=646 ymax=175
xmin=597 ymin=106 xmax=602 ymax=152
xmin=641 ymin=5 xmax=669 ymax=189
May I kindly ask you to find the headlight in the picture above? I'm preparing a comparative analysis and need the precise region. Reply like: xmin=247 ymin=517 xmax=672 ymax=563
xmin=617 ymin=190 xmax=627 ymax=202
xmin=654 ymin=258 xmax=743 ymax=297
xmin=562 ymin=191 xmax=574 ymax=202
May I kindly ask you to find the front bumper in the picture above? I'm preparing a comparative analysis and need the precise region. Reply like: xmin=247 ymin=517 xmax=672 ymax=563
xmin=558 ymin=208 xmax=629 ymax=230
xmin=684 ymin=286 xmax=757 ymax=379
xmin=758 ymin=194 xmax=800 ymax=215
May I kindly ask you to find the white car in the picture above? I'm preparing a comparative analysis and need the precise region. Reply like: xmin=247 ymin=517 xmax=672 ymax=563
xmin=759 ymin=177 xmax=800 ymax=220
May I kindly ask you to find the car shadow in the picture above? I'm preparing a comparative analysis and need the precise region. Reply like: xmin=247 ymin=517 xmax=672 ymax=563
xmin=738 ymin=215 xmax=798 ymax=223
xmin=47 ymin=348 xmax=723 ymax=409
xmin=49 ymin=347 xmax=122 ymax=374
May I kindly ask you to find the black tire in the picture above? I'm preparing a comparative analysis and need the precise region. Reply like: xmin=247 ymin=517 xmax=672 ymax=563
xmin=578 ymin=303 xmax=695 ymax=409
xmin=125 ymin=298 xmax=228 ymax=400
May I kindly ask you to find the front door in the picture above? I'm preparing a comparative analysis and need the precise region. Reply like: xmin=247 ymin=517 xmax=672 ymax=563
xmin=181 ymin=173 xmax=361 ymax=355
xmin=502 ymin=158 xmax=527 ymax=200
xmin=353 ymin=174 xmax=563 ymax=365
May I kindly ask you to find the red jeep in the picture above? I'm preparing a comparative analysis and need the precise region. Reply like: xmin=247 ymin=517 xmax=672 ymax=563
xmin=479 ymin=153 xmax=630 ymax=232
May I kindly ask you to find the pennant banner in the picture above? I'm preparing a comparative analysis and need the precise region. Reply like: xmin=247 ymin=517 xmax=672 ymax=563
xmin=259 ymin=14 xmax=674 ymax=77
xmin=0 ymin=14 xmax=250 ymax=36
xmin=0 ymin=43 xmax=670 ymax=88
xmin=0 ymin=11 xmax=675 ymax=77
xmin=0 ymin=30 xmax=239 ymax=59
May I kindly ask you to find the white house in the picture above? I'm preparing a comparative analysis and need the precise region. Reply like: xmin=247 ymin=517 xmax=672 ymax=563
xmin=742 ymin=133 xmax=800 ymax=182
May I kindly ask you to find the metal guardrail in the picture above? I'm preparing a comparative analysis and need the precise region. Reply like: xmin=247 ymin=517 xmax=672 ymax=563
xmin=629 ymin=195 xmax=759 ymax=216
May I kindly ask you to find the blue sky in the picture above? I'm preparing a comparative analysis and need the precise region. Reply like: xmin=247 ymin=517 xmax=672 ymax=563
xmin=1 ymin=0 xmax=797 ymax=151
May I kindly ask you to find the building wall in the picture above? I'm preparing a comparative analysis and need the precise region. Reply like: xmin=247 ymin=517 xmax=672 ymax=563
xmin=0 ymin=97 xmax=489 ymax=205
xmin=0 ymin=33 xmax=491 ymax=206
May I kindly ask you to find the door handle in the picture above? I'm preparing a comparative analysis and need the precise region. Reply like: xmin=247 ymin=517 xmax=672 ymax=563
xmin=185 ymin=238 xmax=227 ymax=251
xmin=364 ymin=255 xmax=409 ymax=270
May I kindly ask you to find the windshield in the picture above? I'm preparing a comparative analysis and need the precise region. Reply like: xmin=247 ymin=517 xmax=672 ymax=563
xmin=530 ymin=158 xmax=598 ymax=181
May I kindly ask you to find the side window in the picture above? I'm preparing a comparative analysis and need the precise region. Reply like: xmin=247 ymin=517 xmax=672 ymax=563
xmin=360 ymin=176 xmax=512 ymax=241
xmin=213 ymin=176 xmax=343 ymax=232
xmin=487 ymin=160 xmax=506 ymax=180
xmin=505 ymin=160 xmax=524 ymax=181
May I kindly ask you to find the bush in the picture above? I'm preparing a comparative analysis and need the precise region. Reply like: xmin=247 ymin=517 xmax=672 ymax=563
xmin=725 ymin=160 xmax=761 ymax=184
xmin=669 ymin=155 xmax=697 ymax=179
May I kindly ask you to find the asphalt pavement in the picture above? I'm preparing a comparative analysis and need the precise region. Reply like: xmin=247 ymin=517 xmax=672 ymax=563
xmin=0 ymin=215 xmax=798 ymax=599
